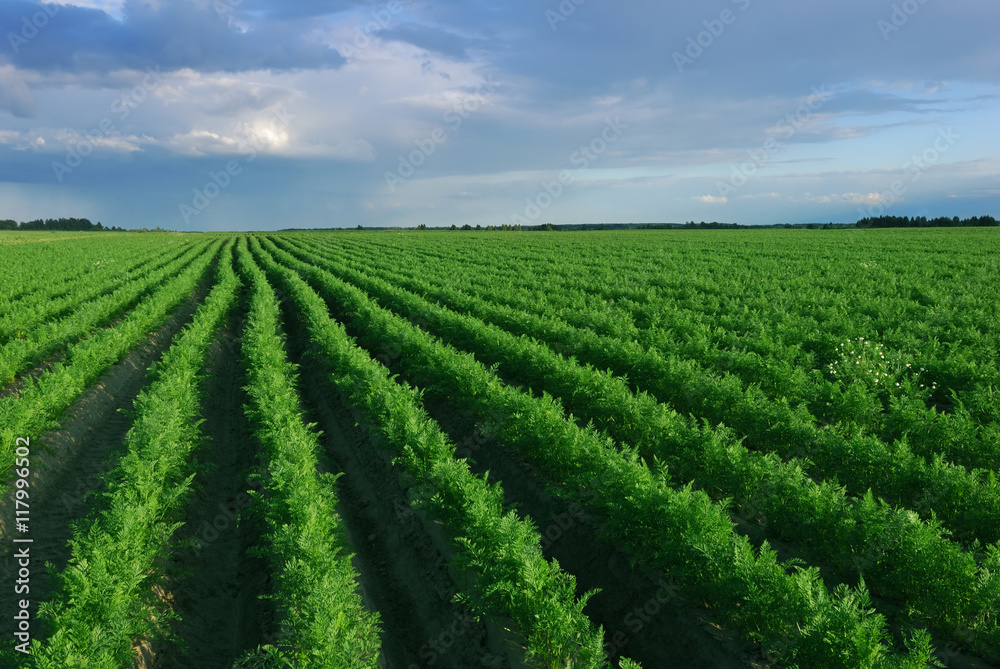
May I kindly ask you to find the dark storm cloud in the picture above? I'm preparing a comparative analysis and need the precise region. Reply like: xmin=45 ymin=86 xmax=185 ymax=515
xmin=1 ymin=0 xmax=345 ymax=74
xmin=379 ymin=25 xmax=484 ymax=61
xmin=407 ymin=1 xmax=1000 ymax=110
xmin=0 ymin=0 xmax=996 ymax=229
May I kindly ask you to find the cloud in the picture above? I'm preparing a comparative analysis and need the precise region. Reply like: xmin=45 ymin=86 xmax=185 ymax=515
xmin=153 ymin=70 xmax=302 ymax=115
xmin=0 ymin=0 xmax=345 ymax=74
xmin=0 ymin=1 xmax=996 ymax=230
xmin=0 ymin=66 xmax=37 ymax=117
xmin=51 ymin=0 xmax=125 ymax=16
xmin=804 ymin=192 xmax=883 ymax=205
xmin=740 ymin=192 xmax=781 ymax=199
xmin=379 ymin=24 xmax=483 ymax=61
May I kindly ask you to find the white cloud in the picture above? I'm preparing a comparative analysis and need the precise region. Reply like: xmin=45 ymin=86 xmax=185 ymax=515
xmin=51 ymin=128 xmax=151 ymax=152
xmin=0 ymin=66 xmax=37 ymax=118
xmin=153 ymin=69 xmax=301 ymax=115
xmin=740 ymin=192 xmax=781 ymax=199
xmin=803 ymin=192 xmax=884 ymax=205
xmin=51 ymin=0 xmax=126 ymax=19
xmin=694 ymin=195 xmax=728 ymax=204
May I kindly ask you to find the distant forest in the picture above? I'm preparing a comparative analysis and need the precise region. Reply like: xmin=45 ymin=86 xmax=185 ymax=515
xmin=856 ymin=215 xmax=998 ymax=228
xmin=0 ymin=217 xmax=128 ymax=231
xmin=3 ymin=214 xmax=996 ymax=233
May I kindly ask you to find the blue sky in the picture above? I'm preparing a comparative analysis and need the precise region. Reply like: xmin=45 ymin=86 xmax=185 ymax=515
xmin=0 ymin=0 xmax=997 ymax=230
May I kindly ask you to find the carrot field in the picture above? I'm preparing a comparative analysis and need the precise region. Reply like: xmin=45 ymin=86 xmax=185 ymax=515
xmin=0 ymin=228 xmax=998 ymax=669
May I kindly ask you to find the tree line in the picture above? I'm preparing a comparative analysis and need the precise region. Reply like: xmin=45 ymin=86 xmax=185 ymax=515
xmin=856 ymin=215 xmax=998 ymax=228
xmin=0 ymin=217 xmax=127 ymax=231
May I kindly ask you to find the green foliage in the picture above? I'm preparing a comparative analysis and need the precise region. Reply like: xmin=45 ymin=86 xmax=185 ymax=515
xmin=272 ymin=234 xmax=998 ymax=655
xmin=252 ymin=236 xmax=606 ymax=668
xmin=285 ymin=232 xmax=1000 ymax=548
xmin=232 ymin=646 xmax=297 ymax=668
xmin=0 ymin=239 xmax=174 ymax=343
xmin=0 ymin=241 xmax=210 ymax=384
xmin=235 ymin=239 xmax=382 ymax=667
xmin=257 ymin=234 xmax=938 ymax=669
xmin=34 ymin=241 xmax=239 ymax=666
xmin=3 ymin=227 xmax=996 ymax=667
xmin=0 ymin=238 xmax=220 ymax=497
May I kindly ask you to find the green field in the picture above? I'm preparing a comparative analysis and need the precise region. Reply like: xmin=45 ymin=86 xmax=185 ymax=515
xmin=0 ymin=228 xmax=998 ymax=668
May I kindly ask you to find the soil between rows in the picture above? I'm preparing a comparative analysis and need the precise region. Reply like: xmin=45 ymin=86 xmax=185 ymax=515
xmin=144 ymin=305 xmax=271 ymax=669
xmin=418 ymin=386 xmax=763 ymax=669
xmin=277 ymin=257 xmax=762 ymax=668
xmin=0 ymin=273 xmax=214 ymax=651
xmin=275 ymin=290 xmax=529 ymax=668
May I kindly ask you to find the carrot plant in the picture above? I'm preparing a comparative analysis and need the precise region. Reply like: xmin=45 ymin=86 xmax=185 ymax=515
xmin=297 ymin=231 xmax=1000 ymax=473
xmin=0 ymin=239 xmax=209 ymax=384
xmin=0 ymin=238 xmax=222 ymax=497
xmin=251 ymin=237 xmax=614 ymax=669
xmin=235 ymin=239 xmax=381 ymax=667
xmin=274 ymin=235 xmax=1000 ymax=659
xmin=260 ymin=235 xmax=936 ymax=669
xmin=0 ymin=238 xmax=177 ymax=344
xmin=32 ymin=239 xmax=239 ymax=668
xmin=283 ymin=235 xmax=1000 ymax=548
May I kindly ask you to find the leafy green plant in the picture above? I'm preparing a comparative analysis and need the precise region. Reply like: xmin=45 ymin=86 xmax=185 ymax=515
xmin=0 ymin=238 xmax=221 ymax=497
xmin=235 ymin=239 xmax=382 ymax=668
xmin=257 ymin=235 xmax=935 ymax=669
xmin=252 ymin=237 xmax=609 ymax=669
xmin=34 ymin=240 xmax=238 ymax=667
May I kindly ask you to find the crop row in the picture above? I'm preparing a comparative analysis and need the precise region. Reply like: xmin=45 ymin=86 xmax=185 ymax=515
xmin=268 ymin=236 xmax=1000 ymax=659
xmin=0 ymin=239 xmax=222 ymax=496
xmin=257 ymin=236 xmax=935 ymax=669
xmin=0 ymin=235 xmax=181 ymax=307
xmin=310 ymin=235 xmax=1000 ymax=473
xmin=321 ymin=233 xmax=999 ymax=417
xmin=0 ymin=240 xmax=210 ymax=385
xmin=234 ymin=239 xmax=382 ymax=667
xmin=358 ymin=233 xmax=999 ymax=416
xmin=0 ymin=239 xmax=185 ymax=344
xmin=326 ymin=230 xmax=999 ymax=372
xmin=281 ymin=235 xmax=1000 ymax=548
xmin=30 ymin=240 xmax=239 ymax=667
xmin=252 ymin=237 xmax=617 ymax=668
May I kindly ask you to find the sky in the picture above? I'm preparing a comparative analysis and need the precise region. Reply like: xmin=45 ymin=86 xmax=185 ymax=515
xmin=0 ymin=0 xmax=998 ymax=230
